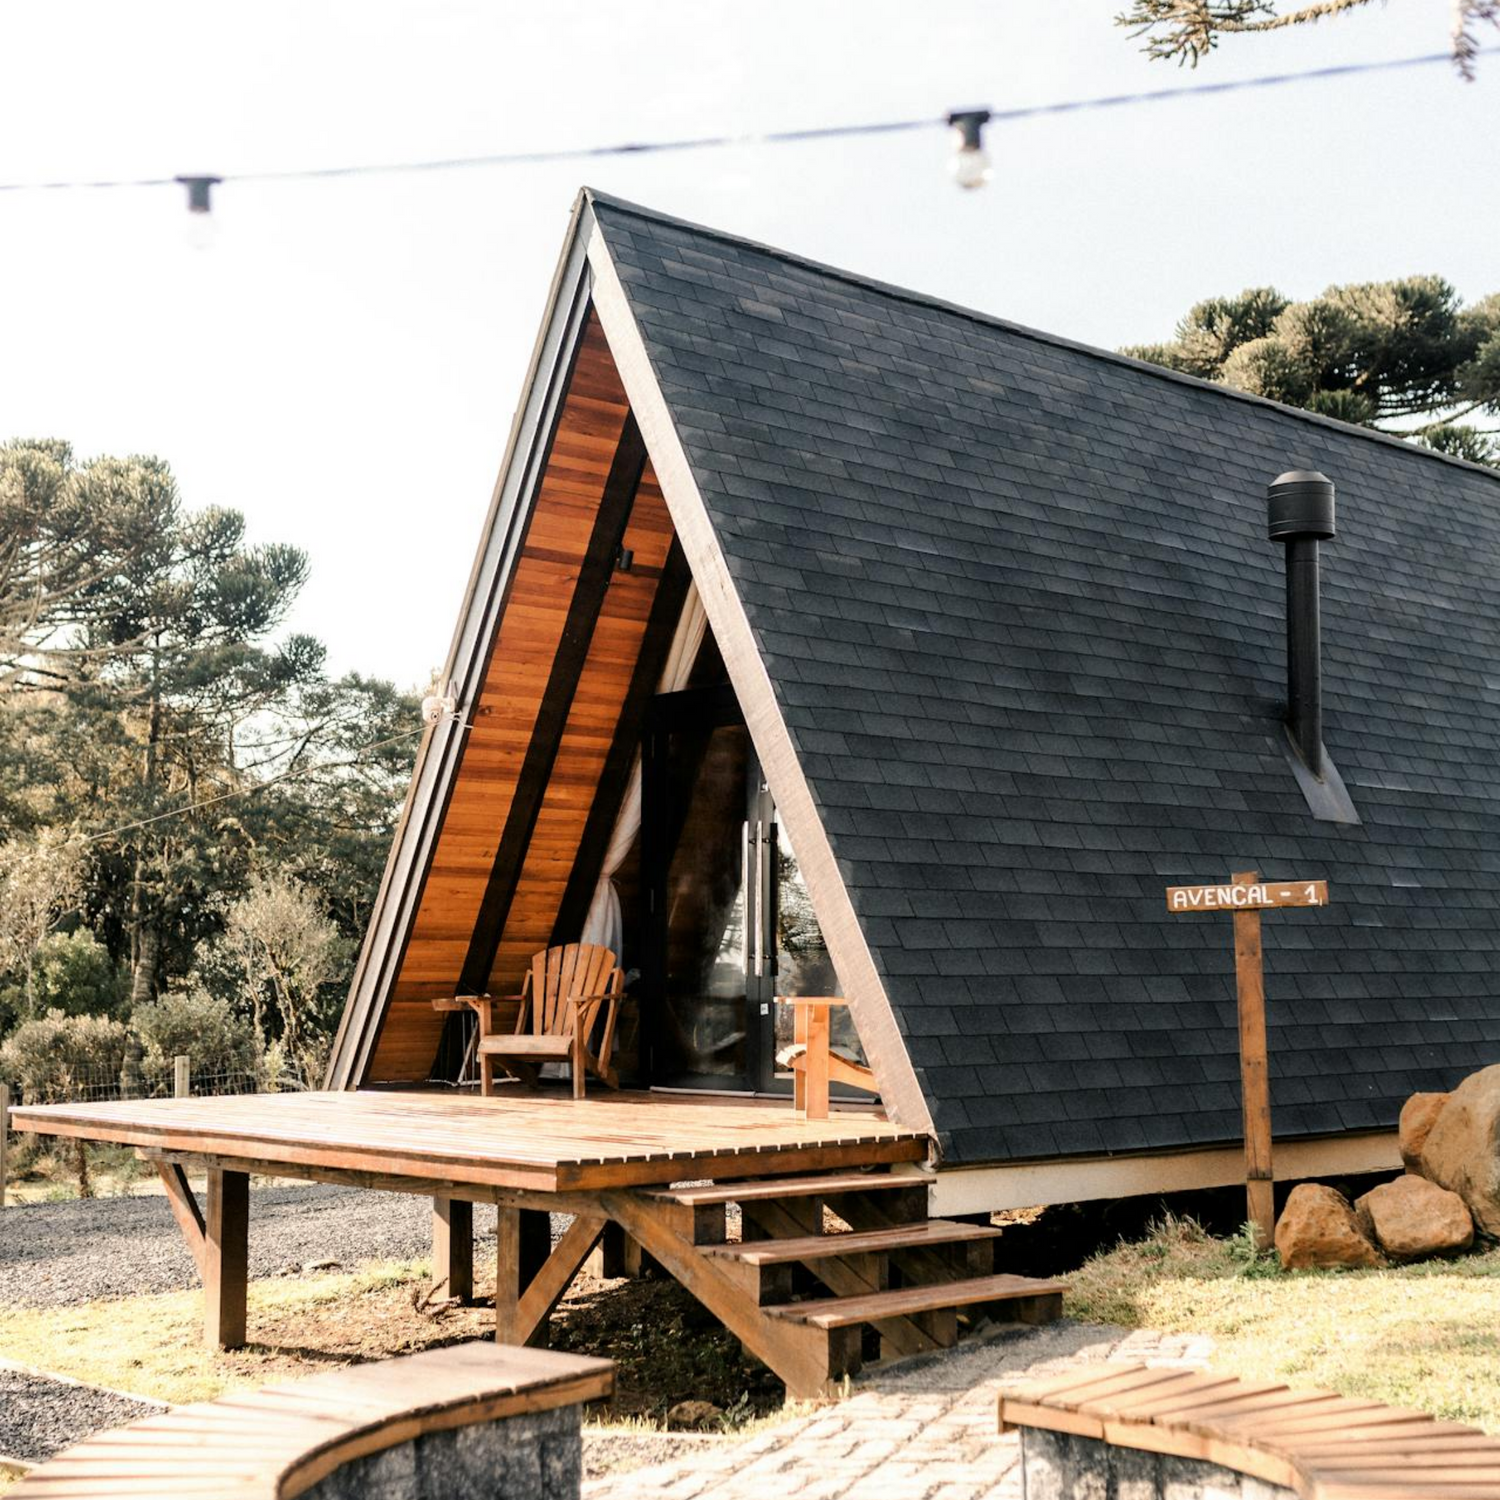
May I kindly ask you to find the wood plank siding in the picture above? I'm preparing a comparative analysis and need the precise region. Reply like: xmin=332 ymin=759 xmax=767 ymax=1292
xmin=367 ymin=312 xmax=677 ymax=1081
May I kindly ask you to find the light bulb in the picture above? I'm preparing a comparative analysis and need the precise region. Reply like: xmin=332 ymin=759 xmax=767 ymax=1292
xmin=945 ymin=110 xmax=993 ymax=192
xmin=185 ymin=210 xmax=218 ymax=252
xmin=950 ymin=143 xmax=992 ymax=190
xmin=175 ymin=174 xmax=222 ymax=251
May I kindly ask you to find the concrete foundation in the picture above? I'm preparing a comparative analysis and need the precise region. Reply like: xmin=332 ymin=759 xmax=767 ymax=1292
xmin=1019 ymin=1427 xmax=1297 ymax=1500
xmin=303 ymin=1404 xmax=581 ymax=1500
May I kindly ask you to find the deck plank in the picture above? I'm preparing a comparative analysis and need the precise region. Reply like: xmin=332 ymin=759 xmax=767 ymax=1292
xmin=10 ymin=1088 xmax=926 ymax=1191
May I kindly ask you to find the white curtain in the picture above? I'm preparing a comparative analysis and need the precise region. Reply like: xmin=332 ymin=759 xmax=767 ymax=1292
xmin=578 ymin=583 xmax=708 ymax=956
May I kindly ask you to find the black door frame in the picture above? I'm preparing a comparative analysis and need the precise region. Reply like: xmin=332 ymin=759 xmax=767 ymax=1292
xmin=641 ymin=684 xmax=778 ymax=1092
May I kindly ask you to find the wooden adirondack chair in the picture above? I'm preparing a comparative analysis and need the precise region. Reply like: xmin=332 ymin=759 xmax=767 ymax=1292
xmin=465 ymin=944 xmax=625 ymax=1100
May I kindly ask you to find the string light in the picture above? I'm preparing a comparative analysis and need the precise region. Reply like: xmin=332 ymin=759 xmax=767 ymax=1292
xmin=175 ymin=174 xmax=221 ymax=213
xmin=175 ymin=174 xmax=221 ymax=248
xmin=0 ymin=45 xmax=1486 ymax=221
xmin=946 ymin=110 xmax=992 ymax=190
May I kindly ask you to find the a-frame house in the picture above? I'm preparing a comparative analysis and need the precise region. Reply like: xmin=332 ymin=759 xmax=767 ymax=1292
xmin=21 ymin=193 xmax=1500 ymax=1389
xmin=329 ymin=188 xmax=1500 ymax=1212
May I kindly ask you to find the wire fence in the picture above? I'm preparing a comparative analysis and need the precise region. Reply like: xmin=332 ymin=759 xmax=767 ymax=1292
xmin=2 ymin=1055 xmax=307 ymax=1107
xmin=0 ymin=1053 xmax=313 ymax=1205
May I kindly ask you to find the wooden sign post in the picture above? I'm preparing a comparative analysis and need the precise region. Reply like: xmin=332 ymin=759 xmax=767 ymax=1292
xmin=1165 ymin=870 xmax=1328 ymax=1249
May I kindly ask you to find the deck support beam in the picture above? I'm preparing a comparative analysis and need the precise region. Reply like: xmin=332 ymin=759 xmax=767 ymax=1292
xmin=495 ymin=1207 xmax=553 ymax=1346
xmin=204 ymin=1167 xmax=249 ymax=1349
xmin=156 ymin=1161 xmax=208 ymax=1281
xmin=433 ymin=1196 xmax=474 ymax=1302
xmin=155 ymin=1160 xmax=247 ymax=1347
xmin=516 ymin=1215 xmax=606 ymax=1346
xmin=589 ymin=1221 xmax=659 ymax=1278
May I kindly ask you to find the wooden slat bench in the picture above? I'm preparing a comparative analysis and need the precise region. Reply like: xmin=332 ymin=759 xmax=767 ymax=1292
xmin=12 ymin=1342 xmax=613 ymax=1500
xmin=998 ymin=1362 xmax=1500 ymax=1500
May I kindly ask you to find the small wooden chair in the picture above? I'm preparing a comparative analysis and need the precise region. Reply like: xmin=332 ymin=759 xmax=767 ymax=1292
xmin=463 ymin=943 xmax=625 ymax=1100
xmin=775 ymin=996 xmax=876 ymax=1120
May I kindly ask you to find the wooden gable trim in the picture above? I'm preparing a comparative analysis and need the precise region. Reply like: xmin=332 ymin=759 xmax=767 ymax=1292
xmin=325 ymin=202 xmax=597 ymax=1089
xmin=457 ymin=417 xmax=648 ymax=995
xmin=582 ymin=206 xmax=938 ymax=1146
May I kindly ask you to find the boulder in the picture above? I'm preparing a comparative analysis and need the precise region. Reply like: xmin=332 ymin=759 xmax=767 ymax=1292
xmin=1274 ymin=1183 xmax=1382 ymax=1270
xmin=665 ymin=1400 xmax=723 ymax=1430
xmin=1400 ymin=1092 xmax=1450 ymax=1172
xmin=1419 ymin=1063 xmax=1500 ymax=1237
xmin=1355 ymin=1174 xmax=1473 ymax=1261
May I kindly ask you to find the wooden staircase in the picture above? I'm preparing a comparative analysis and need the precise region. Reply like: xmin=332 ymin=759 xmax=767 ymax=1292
xmin=598 ymin=1167 xmax=1067 ymax=1400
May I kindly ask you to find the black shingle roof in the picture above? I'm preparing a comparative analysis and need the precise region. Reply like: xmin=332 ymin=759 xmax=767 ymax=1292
xmin=591 ymin=191 xmax=1500 ymax=1167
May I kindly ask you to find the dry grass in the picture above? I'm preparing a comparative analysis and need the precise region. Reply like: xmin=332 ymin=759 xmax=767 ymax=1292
xmin=0 ymin=1261 xmax=437 ymax=1406
xmin=1065 ymin=1215 xmax=1500 ymax=1432
xmin=0 ymin=1256 xmax=781 ymax=1423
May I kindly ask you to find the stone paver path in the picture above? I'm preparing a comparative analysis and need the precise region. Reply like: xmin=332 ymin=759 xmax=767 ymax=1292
xmin=586 ymin=1322 xmax=1215 ymax=1500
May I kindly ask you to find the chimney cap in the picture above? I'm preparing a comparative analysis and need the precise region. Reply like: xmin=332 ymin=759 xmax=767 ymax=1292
xmin=1268 ymin=470 xmax=1335 ymax=542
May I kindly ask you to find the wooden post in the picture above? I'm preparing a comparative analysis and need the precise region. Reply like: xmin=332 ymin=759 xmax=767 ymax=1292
xmin=495 ymin=1206 xmax=551 ymax=1345
xmin=204 ymin=1167 xmax=249 ymax=1348
xmin=432 ymin=1197 xmax=473 ymax=1301
xmin=495 ymin=1207 xmax=521 ymax=1343
xmin=588 ymin=1221 xmax=629 ymax=1278
xmin=793 ymin=1004 xmax=808 ymax=1114
xmin=0 ymin=1083 xmax=9 ymax=1210
xmin=805 ymin=1004 xmax=831 ymax=1121
xmin=174 ymin=1055 xmax=190 ymax=1099
xmin=1232 ymin=869 xmax=1276 ymax=1249
xmin=1166 ymin=872 xmax=1326 ymax=1251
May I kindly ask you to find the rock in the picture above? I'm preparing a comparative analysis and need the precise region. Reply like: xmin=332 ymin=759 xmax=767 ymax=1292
xmin=1355 ymin=1174 xmax=1473 ymax=1261
xmin=1419 ymin=1064 xmax=1500 ymax=1235
xmin=665 ymin=1400 xmax=723 ymax=1430
xmin=1274 ymin=1183 xmax=1382 ymax=1270
xmin=1400 ymin=1092 xmax=1450 ymax=1172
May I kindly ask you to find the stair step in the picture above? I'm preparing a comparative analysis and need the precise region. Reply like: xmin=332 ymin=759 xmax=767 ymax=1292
xmin=764 ymin=1274 xmax=1069 ymax=1329
xmin=706 ymin=1219 xmax=1001 ymax=1267
xmin=644 ymin=1172 xmax=926 ymax=1207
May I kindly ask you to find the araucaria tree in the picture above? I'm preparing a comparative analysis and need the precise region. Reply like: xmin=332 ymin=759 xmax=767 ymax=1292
xmin=1124 ymin=277 xmax=1500 ymax=466
xmin=80 ymin=487 xmax=321 ymax=1010
xmin=1117 ymin=1 xmax=1498 ymax=79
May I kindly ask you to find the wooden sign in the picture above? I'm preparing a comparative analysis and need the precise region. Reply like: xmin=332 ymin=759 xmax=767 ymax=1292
xmin=1166 ymin=879 xmax=1327 ymax=913
xmin=1167 ymin=869 xmax=1330 ymax=1250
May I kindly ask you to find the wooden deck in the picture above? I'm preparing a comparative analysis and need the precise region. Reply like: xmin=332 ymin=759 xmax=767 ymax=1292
xmin=4 ymin=1089 xmax=1074 ymax=1401
xmin=9 ymin=1087 xmax=927 ymax=1192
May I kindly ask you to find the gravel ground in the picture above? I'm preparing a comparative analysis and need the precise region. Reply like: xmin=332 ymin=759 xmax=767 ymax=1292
xmin=0 ymin=1183 xmax=504 ymax=1307
xmin=0 ymin=1368 xmax=163 ymax=1463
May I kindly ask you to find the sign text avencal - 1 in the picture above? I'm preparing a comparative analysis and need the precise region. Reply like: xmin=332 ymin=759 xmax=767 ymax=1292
xmin=1164 ymin=879 xmax=1328 ymax=914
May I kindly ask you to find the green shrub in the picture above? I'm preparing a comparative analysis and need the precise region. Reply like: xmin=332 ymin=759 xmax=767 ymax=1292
xmin=0 ymin=1009 xmax=129 ymax=1102
xmin=0 ymin=930 xmax=129 ymax=1032
xmin=131 ymin=987 xmax=258 ymax=1078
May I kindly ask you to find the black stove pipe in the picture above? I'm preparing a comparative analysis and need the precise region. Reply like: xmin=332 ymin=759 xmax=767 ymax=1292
xmin=1267 ymin=470 xmax=1336 ymax=779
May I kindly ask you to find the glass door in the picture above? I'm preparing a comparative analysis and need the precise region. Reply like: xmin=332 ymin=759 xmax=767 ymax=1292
xmin=642 ymin=686 xmax=867 ymax=1094
xmin=642 ymin=686 xmax=760 ymax=1090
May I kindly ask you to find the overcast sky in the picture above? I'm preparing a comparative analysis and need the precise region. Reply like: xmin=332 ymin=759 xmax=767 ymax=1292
xmin=1 ymin=1 xmax=1495 ymax=692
